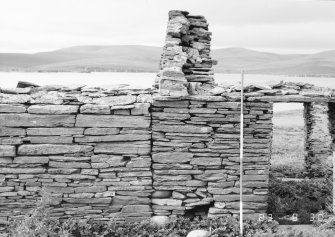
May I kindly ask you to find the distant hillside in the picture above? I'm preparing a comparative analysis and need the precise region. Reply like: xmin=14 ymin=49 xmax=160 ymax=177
xmin=0 ymin=45 xmax=162 ymax=72
xmin=1 ymin=45 xmax=335 ymax=76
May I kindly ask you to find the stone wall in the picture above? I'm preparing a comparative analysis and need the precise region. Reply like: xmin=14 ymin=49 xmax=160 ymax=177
xmin=304 ymin=102 xmax=332 ymax=177
xmin=1 ymin=9 xmax=335 ymax=227
xmin=151 ymin=97 xmax=272 ymax=218
xmin=0 ymin=86 xmax=153 ymax=224
xmin=154 ymin=10 xmax=217 ymax=96
xmin=326 ymin=103 xmax=335 ymax=212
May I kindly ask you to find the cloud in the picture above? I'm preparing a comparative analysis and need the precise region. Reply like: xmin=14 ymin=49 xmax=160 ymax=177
xmin=1 ymin=0 xmax=335 ymax=53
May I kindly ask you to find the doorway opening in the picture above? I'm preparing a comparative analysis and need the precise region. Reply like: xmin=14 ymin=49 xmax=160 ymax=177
xmin=270 ymin=103 xmax=305 ymax=178
xmin=267 ymin=102 xmax=329 ymax=224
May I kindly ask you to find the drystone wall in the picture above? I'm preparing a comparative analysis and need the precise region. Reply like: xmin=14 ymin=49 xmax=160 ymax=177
xmin=151 ymin=97 xmax=272 ymax=218
xmin=304 ymin=102 xmax=332 ymax=177
xmin=1 ymin=9 xmax=335 ymax=228
xmin=0 ymin=86 xmax=154 ymax=225
xmin=154 ymin=10 xmax=217 ymax=96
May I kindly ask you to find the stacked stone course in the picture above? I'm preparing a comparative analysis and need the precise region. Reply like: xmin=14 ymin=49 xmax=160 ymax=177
xmin=151 ymin=97 xmax=272 ymax=218
xmin=1 ymin=10 xmax=335 ymax=227
xmin=0 ymin=86 xmax=153 ymax=225
xmin=155 ymin=10 xmax=217 ymax=96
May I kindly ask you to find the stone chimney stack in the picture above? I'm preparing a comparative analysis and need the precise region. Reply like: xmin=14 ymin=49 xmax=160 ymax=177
xmin=155 ymin=10 xmax=217 ymax=96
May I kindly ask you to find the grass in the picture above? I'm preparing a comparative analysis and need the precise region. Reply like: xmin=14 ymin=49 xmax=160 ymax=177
xmin=271 ymin=126 xmax=306 ymax=177
xmin=271 ymin=108 xmax=306 ymax=178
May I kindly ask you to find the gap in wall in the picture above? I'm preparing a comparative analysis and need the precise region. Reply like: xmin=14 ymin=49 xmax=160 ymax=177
xmin=270 ymin=103 xmax=305 ymax=178
xmin=267 ymin=103 xmax=321 ymax=225
xmin=184 ymin=202 xmax=214 ymax=218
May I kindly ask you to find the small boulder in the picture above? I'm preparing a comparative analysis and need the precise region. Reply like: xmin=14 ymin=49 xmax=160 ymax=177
xmin=151 ymin=216 xmax=169 ymax=226
xmin=17 ymin=81 xmax=40 ymax=88
xmin=187 ymin=230 xmax=211 ymax=237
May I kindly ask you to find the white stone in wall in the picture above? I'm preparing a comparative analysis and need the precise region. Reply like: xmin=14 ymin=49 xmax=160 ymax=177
xmin=28 ymin=105 xmax=79 ymax=114
xmin=80 ymin=104 xmax=111 ymax=114
xmin=93 ymin=95 xmax=137 ymax=106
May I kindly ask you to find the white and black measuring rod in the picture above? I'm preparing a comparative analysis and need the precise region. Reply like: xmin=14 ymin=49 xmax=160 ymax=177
xmin=239 ymin=70 xmax=244 ymax=236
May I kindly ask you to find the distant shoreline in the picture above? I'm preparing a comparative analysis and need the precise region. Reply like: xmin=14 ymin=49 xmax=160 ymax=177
xmin=0 ymin=70 xmax=334 ymax=78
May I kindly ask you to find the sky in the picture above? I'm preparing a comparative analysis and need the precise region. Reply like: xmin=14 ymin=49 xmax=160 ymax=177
xmin=1 ymin=0 xmax=335 ymax=54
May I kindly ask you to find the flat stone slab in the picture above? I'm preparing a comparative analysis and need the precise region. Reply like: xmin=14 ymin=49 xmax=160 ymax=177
xmin=152 ymin=152 xmax=193 ymax=163
xmin=0 ymin=127 xmax=26 ymax=136
xmin=27 ymin=128 xmax=84 ymax=136
xmin=0 ymin=104 xmax=26 ymax=113
xmin=18 ymin=144 xmax=93 ymax=155
xmin=93 ymin=95 xmax=137 ymax=106
xmin=94 ymin=142 xmax=150 ymax=155
xmin=28 ymin=105 xmax=79 ymax=114
xmin=80 ymin=104 xmax=111 ymax=114
xmin=84 ymin=128 xmax=120 ymax=135
xmin=0 ymin=145 xmax=16 ymax=157
xmin=75 ymin=115 xmax=150 ymax=128
xmin=153 ymin=125 xmax=212 ymax=133
xmin=63 ymin=198 xmax=112 ymax=204
xmin=13 ymin=156 xmax=49 ymax=164
xmin=0 ymin=168 xmax=45 ymax=174
xmin=75 ymin=134 xmax=150 ymax=143
xmin=0 ymin=114 xmax=75 ymax=127
xmin=122 ymin=205 xmax=152 ymax=213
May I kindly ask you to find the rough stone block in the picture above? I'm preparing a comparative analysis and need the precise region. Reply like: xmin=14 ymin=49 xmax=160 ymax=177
xmin=159 ymin=79 xmax=189 ymax=97
xmin=131 ymin=103 xmax=150 ymax=115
